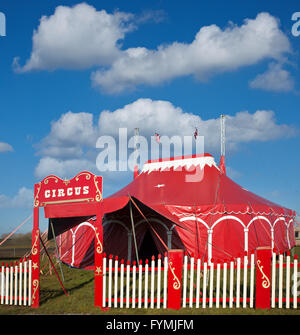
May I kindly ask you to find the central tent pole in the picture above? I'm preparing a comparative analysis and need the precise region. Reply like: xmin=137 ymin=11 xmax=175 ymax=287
xmin=50 ymin=219 xmax=65 ymax=282
xmin=129 ymin=200 xmax=139 ymax=264
xmin=129 ymin=194 xmax=169 ymax=252
xmin=39 ymin=234 xmax=68 ymax=296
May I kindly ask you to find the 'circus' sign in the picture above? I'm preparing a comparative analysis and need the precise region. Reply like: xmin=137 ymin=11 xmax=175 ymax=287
xmin=34 ymin=171 xmax=102 ymax=207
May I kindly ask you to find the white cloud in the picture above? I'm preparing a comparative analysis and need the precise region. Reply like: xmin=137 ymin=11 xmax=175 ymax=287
xmin=14 ymin=8 xmax=292 ymax=94
xmin=91 ymin=12 xmax=291 ymax=93
xmin=34 ymin=98 xmax=297 ymax=180
xmin=98 ymin=98 xmax=199 ymax=137
xmin=249 ymin=62 xmax=294 ymax=92
xmin=13 ymin=3 xmax=135 ymax=72
xmin=99 ymin=99 xmax=297 ymax=149
xmin=0 ymin=142 xmax=13 ymax=152
xmin=0 ymin=187 xmax=33 ymax=209
xmin=34 ymin=111 xmax=100 ymax=178
xmin=225 ymin=109 xmax=297 ymax=144
xmin=37 ymin=111 xmax=98 ymax=159
xmin=35 ymin=156 xmax=97 ymax=180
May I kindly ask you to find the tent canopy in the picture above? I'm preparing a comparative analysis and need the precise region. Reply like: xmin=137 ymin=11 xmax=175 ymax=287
xmin=105 ymin=153 xmax=294 ymax=222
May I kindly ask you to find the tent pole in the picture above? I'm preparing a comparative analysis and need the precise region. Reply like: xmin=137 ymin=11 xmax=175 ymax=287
xmin=50 ymin=219 xmax=65 ymax=282
xmin=129 ymin=195 xmax=169 ymax=252
xmin=39 ymin=234 xmax=68 ymax=296
xmin=194 ymin=206 xmax=200 ymax=258
xmin=129 ymin=200 xmax=139 ymax=263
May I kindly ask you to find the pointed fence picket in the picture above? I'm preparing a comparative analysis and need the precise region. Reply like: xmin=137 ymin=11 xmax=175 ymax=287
xmin=182 ymin=252 xmax=256 ymax=309
xmin=2 ymin=248 xmax=299 ymax=310
xmin=180 ymin=250 xmax=300 ymax=310
xmin=102 ymin=253 xmax=168 ymax=309
xmin=270 ymin=250 xmax=300 ymax=309
xmin=0 ymin=257 xmax=32 ymax=306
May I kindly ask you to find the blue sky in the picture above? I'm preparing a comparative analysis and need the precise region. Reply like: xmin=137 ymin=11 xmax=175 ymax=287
xmin=0 ymin=0 xmax=300 ymax=234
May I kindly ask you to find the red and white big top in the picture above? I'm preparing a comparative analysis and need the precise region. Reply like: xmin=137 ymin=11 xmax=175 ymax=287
xmin=57 ymin=154 xmax=295 ymax=269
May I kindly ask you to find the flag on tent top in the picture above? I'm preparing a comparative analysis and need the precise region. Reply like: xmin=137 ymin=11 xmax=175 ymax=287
xmin=194 ymin=127 xmax=198 ymax=140
xmin=155 ymin=132 xmax=160 ymax=143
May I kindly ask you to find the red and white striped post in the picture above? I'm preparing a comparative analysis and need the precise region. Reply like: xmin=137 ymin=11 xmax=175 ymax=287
xmin=255 ymin=247 xmax=272 ymax=309
xmin=31 ymin=206 xmax=40 ymax=308
xmin=94 ymin=202 xmax=104 ymax=308
xmin=167 ymin=249 xmax=184 ymax=309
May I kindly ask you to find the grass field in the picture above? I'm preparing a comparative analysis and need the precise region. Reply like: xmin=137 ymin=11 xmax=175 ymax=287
xmin=0 ymin=252 xmax=300 ymax=316
xmin=0 ymin=237 xmax=299 ymax=316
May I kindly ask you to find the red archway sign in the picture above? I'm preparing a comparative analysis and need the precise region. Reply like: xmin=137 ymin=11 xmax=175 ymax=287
xmin=33 ymin=171 xmax=103 ymax=308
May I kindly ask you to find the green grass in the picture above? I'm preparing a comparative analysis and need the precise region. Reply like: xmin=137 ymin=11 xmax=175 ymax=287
xmin=0 ymin=256 xmax=300 ymax=315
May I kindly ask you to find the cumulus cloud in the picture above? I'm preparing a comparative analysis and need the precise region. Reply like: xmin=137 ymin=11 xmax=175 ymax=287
xmin=35 ymin=157 xmax=97 ymax=179
xmin=37 ymin=111 xmax=98 ymax=159
xmin=249 ymin=62 xmax=294 ymax=92
xmin=14 ymin=7 xmax=292 ymax=94
xmin=0 ymin=187 xmax=33 ymax=209
xmin=0 ymin=142 xmax=13 ymax=152
xmin=98 ymin=99 xmax=297 ymax=149
xmin=91 ymin=12 xmax=291 ymax=93
xmin=13 ymin=3 xmax=135 ymax=72
xmin=34 ymin=98 xmax=297 ymax=179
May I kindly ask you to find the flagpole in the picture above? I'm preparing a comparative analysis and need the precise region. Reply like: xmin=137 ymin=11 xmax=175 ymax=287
xmin=220 ymin=114 xmax=226 ymax=158
xmin=219 ymin=114 xmax=226 ymax=174
xmin=134 ymin=127 xmax=139 ymax=167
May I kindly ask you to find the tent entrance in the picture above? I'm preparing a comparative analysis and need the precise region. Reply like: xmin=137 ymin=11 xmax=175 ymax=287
xmin=139 ymin=229 xmax=159 ymax=261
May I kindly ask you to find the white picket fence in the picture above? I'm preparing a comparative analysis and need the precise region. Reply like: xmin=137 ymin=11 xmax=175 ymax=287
xmin=102 ymin=251 xmax=300 ymax=310
xmin=1 ymin=250 xmax=298 ymax=310
xmin=182 ymin=252 xmax=256 ymax=308
xmin=271 ymin=251 xmax=299 ymax=309
xmin=0 ymin=257 xmax=32 ymax=306
xmin=102 ymin=253 xmax=168 ymax=309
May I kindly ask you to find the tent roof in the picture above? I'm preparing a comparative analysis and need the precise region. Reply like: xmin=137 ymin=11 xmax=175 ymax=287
xmin=103 ymin=154 xmax=295 ymax=220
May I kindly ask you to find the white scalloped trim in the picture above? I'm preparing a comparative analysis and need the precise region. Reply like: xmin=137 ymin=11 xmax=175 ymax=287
xmin=141 ymin=156 xmax=219 ymax=174
xmin=169 ymin=209 xmax=294 ymax=218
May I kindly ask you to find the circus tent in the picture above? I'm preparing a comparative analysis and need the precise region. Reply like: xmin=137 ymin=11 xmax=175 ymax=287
xmin=53 ymin=153 xmax=295 ymax=270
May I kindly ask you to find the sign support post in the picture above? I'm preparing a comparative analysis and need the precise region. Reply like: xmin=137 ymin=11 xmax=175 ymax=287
xmin=95 ymin=202 xmax=104 ymax=308
xmin=31 ymin=206 xmax=40 ymax=308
